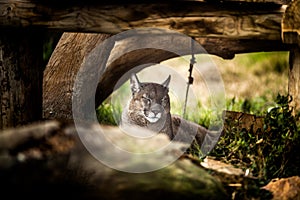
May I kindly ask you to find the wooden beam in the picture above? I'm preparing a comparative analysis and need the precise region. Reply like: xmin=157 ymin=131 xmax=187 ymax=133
xmin=196 ymin=37 xmax=288 ymax=59
xmin=0 ymin=0 xmax=285 ymax=41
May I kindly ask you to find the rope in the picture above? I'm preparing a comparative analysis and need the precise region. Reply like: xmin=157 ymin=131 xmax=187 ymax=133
xmin=183 ymin=37 xmax=196 ymax=118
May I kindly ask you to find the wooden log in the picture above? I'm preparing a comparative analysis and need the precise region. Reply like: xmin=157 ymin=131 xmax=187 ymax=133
xmin=0 ymin=0 xmax=284 ymax=41
xmin=43 ymin=32 xmax=111 ymax=119
xmin=196 ymin=37 xmax=288 ymax=59
xmin=282 ymin=0 xmax=300 ymax=113
xmin=0 ymin=29 xmax=44 ymax=129
xmin=213 ymin=0 xmax=289 ymax=4
xmin=0 ymin=120 xmax=229 ymax=199
xmin=44 ymin=33 xmax=178 ymax=120
xmin=288 ymin=47 xmax=300 ymax=113
xmin=282 ymin=0 xmax=300 ymax=45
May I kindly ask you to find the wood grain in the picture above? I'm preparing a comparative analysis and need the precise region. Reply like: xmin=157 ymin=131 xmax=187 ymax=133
xmin=288 ymin=47 xmax=300 ymax=113
xmin=43 ymin=33 xmax=111 ymax=119
xmin=0 ymin=0 xmax=285 ymax=41
xmin=282 ymin=0 xmax=300 ymax=45
xmin=0 ymin=29 xmax=44 ymax=129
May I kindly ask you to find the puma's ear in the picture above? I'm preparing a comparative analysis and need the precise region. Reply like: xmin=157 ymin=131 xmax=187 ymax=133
xmin=162 ymin=75 xmax=171 ymax=89
xmin=130 ymin=73 xmax=141 ymax=94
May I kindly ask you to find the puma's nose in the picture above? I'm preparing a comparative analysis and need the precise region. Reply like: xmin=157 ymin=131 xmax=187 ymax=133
xmin=151 ymin=104 xmax=162 ymax=115
xmin=152 ymin=109 xmax=161 ymax=115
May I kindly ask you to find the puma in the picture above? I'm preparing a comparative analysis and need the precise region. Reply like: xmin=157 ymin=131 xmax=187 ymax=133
xmin=121 ymin=73 xmax=214 ymax=147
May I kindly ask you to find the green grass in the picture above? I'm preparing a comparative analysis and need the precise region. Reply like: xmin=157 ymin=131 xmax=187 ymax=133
xmin=96 ymin=102 xmax=120 ymax=125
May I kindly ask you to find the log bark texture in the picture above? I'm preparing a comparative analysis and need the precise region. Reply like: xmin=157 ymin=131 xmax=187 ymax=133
xmin=0 ymin=0 xmax=285 ymax=41
xmin=43 ymin=33 xmax=111 ymax=119
xmin=282 ymin=0 xmax=300 ymax=45
xmin=0 ymin=29 xmax=44 ymax=129
xmin=282 ymin=0 xmax=300 ymax=112
xmin=288 ymin=47 xmax=300 ymax=113
xmin=43 ymin=32 xmax=179 ymax=120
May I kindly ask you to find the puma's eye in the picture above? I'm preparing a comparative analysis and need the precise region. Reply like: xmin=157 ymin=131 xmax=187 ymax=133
xmin=142 ymin=96 xmax=151 ymax=104
xmin=161 ymin=96 xmax=168 ymax=105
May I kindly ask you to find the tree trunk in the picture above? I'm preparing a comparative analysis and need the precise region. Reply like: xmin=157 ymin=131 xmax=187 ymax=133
xmin=282 ymin=0 xmax=300 ymax=113
xmin=288 ymin=47 xmax=300 ymax=113
xmin=0 ymin=29 xmax=44 ymax=129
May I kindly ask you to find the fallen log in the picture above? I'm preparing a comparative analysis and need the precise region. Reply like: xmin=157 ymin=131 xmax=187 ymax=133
xmin=0 ymin=120 xmax=228 ymax=199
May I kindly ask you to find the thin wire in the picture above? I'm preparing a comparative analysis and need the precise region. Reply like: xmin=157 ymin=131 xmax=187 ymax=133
xmin=183 ymin=37 xmax=196 ymax=118
xmin=183 ymin=82 xmax=190 ymax=119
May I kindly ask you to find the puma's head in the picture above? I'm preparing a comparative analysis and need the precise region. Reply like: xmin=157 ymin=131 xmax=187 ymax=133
xmin=128 ymin=73 xmax=171 ymax=125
